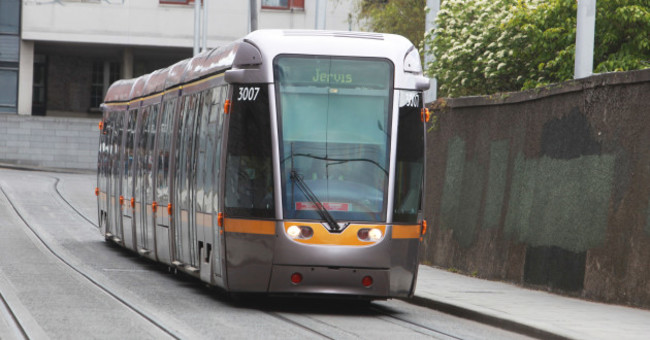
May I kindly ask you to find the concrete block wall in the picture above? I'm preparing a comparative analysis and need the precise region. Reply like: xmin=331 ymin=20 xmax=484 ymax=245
xmin=422 ymin=69 xmax=650 ymax=309
xmin=0 ymin=115 xmax=99 ymax=171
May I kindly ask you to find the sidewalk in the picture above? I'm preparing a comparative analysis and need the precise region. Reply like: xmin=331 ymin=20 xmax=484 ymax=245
xmin=412 ymin=265 xmax=650 ymax=340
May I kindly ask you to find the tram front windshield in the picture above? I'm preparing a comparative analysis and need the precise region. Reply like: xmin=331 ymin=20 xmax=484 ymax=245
xmin=274 ymin=56 xmax=393 ymax=222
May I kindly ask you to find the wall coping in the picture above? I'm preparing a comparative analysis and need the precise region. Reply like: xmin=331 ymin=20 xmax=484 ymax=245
xmin=0 ymin=115 xmax=100 ymax=125
xmin=442 ymin=68 xmax=650 ymax=109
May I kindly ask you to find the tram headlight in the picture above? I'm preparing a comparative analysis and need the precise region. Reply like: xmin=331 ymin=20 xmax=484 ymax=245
xmin=287 ymin=226 xmax=301 ymax=238
xmin=368 ymin=228 xmax=383 ymax=242
xmin=287 ymin=225 xmax=314 ymax=240
xmin=358 ymin=228 xmax=383 ymax=242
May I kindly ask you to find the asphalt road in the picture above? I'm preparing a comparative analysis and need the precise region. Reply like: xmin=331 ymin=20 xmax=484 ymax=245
xmin=0 ymin=168 xmax=533 ymax=339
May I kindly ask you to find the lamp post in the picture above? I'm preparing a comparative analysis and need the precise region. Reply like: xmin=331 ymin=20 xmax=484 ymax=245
xmin=424 ymin=0 xmax=439 ymax=104
xmin=574 ymin=0 xmax=596 ymax=79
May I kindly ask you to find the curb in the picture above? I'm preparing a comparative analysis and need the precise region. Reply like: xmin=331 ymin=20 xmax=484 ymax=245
xmin=403 ymin=295 xmax=573 ymax=340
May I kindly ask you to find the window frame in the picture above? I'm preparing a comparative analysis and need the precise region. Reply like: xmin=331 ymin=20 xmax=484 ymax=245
xmin=261 ymin=0 xmax=304 ymax=10
xmin=159 ymin=0 xmax=202 ymax=5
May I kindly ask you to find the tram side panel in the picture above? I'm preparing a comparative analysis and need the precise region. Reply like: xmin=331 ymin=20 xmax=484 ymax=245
xmin=389 ymin=90 xmax=426 ymax=297
xmin=153 ymin=97 xmax=178 ymax=265
xmin=173 ymin=93 xmax=202 ymax=270
xmin=97 ymin=110 xmax=110 ymax=235
xmin=223 ymin=84 xmax=276 ymax=292
xmin=107 ymin=110 xmax=122 ymax=240
xmin=121 ymin=109 xmax=138 ymax=251
xmin=194 ymin=86 xmax=224 ymax=283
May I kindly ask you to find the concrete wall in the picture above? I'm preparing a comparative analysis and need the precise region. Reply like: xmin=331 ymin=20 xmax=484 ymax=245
xmin=0 ymin=116 xmax=99 ymax=170
xmin=422 ymin=69 xmax=650 ymax=308
xmin=22 ymin=0 xmax=358 ymax=49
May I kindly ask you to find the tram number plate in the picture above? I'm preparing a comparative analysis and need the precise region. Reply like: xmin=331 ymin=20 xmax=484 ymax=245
xmin=296 ymin=202 xmax=349 ymax=211
xmin=237 ymin=87 xmax=260 ymax=101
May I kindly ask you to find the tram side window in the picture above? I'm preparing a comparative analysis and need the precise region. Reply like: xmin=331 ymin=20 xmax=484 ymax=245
xmin=156 ymin=99 xmax=177 ymax=203
xmin=212 ymin=86 xmax=227 ymax=214
xmin=111 ymin=111 xmax=125 ymax=187
xmin=145 ymin=104 xmax=161 ymax=200
xmin=134 ymin=106 xmax=150 ymax=202
xmin=196 ymin=87 xmax=223 ymax=214
xmin=225 ymin=84 xmax=274 ymax=218
xmin=196 ymin=90 xmax=210 ymax=213
xmin=393 ymin=91 xmax=425 ymax=223
xmin=122 ymin=110 xmax=137 ymax=199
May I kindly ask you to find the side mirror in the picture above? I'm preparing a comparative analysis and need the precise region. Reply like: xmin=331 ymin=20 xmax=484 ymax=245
xmin=414 ymin=75 xmax=431 ymax=91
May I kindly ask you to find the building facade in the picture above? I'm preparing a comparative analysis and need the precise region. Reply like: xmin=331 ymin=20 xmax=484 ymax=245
xmin=2 ymin=0 xmax=358 ymax=116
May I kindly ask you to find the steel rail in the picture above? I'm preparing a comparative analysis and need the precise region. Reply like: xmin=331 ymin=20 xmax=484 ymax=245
xmin=0 ymin=184 xmax=182 ymax=340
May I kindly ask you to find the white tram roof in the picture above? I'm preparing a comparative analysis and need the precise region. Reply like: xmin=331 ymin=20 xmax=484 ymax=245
xmin=103 ymin=29 xmax=427 ymax=105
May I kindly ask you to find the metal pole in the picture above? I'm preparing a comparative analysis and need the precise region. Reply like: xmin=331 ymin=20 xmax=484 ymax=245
xmin=322 ymin=1 xmax=327 ymax=30
xmin=202 ymin=0 xmax=208 ymax=52
xmin=193 ymin=0 xmax=200 ymax=55
xmin=315 ymin=0 xmax=320 ymax=30
xmin=424 ymin=0 xmax=439 ymax=103
xmin=574 ymin=0 xmax=596 ymax=79
xmin=249 ymin=0 xmax=258 ymax=32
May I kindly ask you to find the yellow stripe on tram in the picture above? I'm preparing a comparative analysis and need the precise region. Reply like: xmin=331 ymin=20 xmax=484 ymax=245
xmin=392 ymin=225 xmax=421 ymax=239
xmin=224 ymin=218 xmax=276 ymax=235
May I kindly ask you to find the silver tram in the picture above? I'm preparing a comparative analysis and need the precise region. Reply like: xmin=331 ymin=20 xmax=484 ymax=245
xmin=97 ymin=29 xmax=430 ymax=299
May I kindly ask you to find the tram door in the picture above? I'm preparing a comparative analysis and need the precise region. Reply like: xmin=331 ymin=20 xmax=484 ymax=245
xmin=98 ymin=111 xmax=110 ymax=234
xmin=111 ymin=111 xmax=126 ymax=243
xmin=173 ymin=95 xmax=200 ymax=269
xmin=134 ymin=105 xmax=159 ymax=256
xmin=208 ymin=86 xmax=227 ymax=278
xmin=121 ymin=109 xmax=138 ymax=251
xmin=153 ymin=99 xmax=176 ymax=264
xmin=108 ymin=111 xmax=124 ymax=242
xmin=142 ymin=104 xmax=160 ymax=256
xmin=133 ymin=107 xmax=149 ymax=253
xmin=195 ymin=88 xmax=223 ymax=281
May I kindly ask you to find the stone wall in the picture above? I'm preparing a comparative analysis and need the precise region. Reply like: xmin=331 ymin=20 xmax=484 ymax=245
xmin=421 ymin=69 xmax=650 ymax=308
xmin=0 ymin=115 xmax=99 ymax=171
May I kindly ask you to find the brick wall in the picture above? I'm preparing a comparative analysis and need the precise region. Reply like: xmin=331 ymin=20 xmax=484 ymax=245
xmin=0 ymin=115 xmax=99 ymax=170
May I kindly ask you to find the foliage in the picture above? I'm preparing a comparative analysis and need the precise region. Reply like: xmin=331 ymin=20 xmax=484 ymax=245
xmin=425 ymin=0 xmax=650 ymax=97
xmin=354 ymin=0 xmax=426 ymax=48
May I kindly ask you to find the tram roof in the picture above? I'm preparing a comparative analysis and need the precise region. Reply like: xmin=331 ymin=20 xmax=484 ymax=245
xmin=103 ymin=29 xmax=427 ymax=105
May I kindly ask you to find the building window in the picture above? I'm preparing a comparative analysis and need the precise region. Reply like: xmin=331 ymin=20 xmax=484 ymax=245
xmin=91 ymin=61 xmax=121 ymax=110
xmin=262 ymin=0 xmax=304 ymax=10
xmin=0 ymin=0 xmax=20 ymax=114
xmin=32 ymin=54 xmax=47 ymax=116
xmin=159 ymin=0 xmax=201 ymax=4
xmin=0 ymin=69 xmax=18 ymax=113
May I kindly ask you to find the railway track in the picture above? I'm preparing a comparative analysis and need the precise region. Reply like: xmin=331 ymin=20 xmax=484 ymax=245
xmin=0 ymin=169 xmax=525 ymax=339
xmin=48 ymin=173 xmax=472 ymax=339
xmin=0 ymin=290 xmax=28 ymax=340
xmin=0 ymin=183 xmax=182 ymax=339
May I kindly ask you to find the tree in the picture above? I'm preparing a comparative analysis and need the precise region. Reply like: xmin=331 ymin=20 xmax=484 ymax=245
xmin=424 ymin=0 xmax=650 ymax=97
xmin=354 ymin=0 xmax=426 ymax=48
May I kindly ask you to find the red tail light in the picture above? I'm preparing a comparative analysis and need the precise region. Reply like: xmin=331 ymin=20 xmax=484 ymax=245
xmin=291 ymin=272 xmax=303 ymax=285
xmin=362 ymin=276 xmax=373 ymax=287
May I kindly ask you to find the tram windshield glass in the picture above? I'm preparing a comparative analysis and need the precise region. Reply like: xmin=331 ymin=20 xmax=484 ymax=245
xmin=275 ymin=56 xmax=393 ymax=222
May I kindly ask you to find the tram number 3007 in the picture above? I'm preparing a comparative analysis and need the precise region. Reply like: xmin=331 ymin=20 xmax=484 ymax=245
xmin=237 ymin=86 xmax=261 ymax=101
xmin=405 ymin=93 xmax=420 ymax=107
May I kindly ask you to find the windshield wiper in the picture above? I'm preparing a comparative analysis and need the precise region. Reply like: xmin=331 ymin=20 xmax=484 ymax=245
xmin=290 ymin=170 xmax=341 ymax=232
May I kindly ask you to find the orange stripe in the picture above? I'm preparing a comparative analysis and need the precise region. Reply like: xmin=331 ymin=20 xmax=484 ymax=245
xmin=224 ymin=218 xmax=275 ymax=235
xmin=392 ymin=225 xmax=421 ymax=239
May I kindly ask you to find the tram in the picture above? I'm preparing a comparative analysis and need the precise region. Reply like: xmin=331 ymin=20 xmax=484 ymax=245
xmin=97 ymin=29 xmax=430 ymax=299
